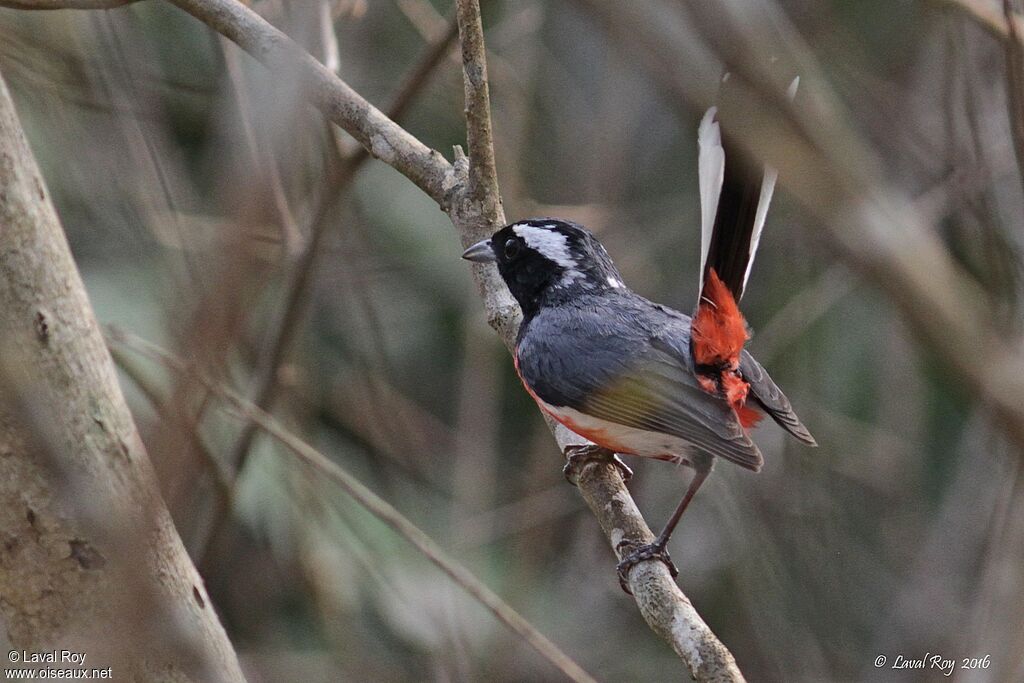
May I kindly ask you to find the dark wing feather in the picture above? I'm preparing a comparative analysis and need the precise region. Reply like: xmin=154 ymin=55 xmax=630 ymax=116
xmin=518 ymin=306 xmax=763 ymax=471
xmin=739 ymin=350 xmax=817 ymax=446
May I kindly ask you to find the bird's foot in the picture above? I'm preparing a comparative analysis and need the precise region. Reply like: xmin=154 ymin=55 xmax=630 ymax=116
xmin=562 ymin=444 xmax=633 ymax=486
xmin=615 ymin=540 xmax=678 ymax=595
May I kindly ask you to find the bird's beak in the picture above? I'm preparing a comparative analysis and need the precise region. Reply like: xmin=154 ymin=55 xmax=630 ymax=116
xmin=461 ymin=239 xmax=496 ymax=263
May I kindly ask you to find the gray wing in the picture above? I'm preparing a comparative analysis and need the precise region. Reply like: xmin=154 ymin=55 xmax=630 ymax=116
xmin=739 ymin=350 xmax=817 ymax=446
xmin=518 ymin=305 xmax=763 ymax=471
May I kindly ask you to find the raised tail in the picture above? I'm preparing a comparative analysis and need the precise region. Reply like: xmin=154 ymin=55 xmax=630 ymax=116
xmin=693 ymin=73 xmax=801 ymax=427
xmin=698 ymin=74 xmax=799 ymax=302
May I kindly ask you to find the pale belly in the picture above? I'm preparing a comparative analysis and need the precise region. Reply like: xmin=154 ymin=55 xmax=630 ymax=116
xmin=536 ymin=397 xmax=693 ymax=466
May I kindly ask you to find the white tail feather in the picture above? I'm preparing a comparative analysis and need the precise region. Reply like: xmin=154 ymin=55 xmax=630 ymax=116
xmin=740 ymin=76 xmax=800 ymax=296
xmin=787 ymin=75 xmax=800 ymax=100
xmin=697 ymin=106 xmax=724 ymax=294
xmin=744 ymin=166 xmax=777 ymax=293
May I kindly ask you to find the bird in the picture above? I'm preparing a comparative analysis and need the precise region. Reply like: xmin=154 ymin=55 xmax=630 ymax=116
xmin=461 ymin=79 xmax=815 ymax=592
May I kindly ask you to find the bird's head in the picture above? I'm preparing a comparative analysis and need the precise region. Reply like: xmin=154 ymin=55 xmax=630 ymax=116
xmin=462 ymin=219 xmax=626 ymax=317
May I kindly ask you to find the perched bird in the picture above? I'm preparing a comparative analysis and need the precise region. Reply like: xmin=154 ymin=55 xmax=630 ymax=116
xmin=462 ymin=81 xmax=814 ymax=591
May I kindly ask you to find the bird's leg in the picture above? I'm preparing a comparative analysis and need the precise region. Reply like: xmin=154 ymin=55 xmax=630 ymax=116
xmin=615 ymin=461 xmax=712 ymax=594
xmin=562 ymin=444 xmax=633 ymax=486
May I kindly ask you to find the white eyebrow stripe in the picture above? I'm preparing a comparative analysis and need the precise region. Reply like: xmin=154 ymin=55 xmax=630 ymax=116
xmin=512 ymin=224 xmax=577 ymax=269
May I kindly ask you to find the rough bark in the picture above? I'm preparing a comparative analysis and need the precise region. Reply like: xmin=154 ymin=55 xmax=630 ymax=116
xmin=0 ymin=72 xmax=244 ymax=682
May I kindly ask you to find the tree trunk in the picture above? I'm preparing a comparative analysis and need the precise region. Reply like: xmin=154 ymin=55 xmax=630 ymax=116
xmin=0 ymin=71 xmax=245 ymax=682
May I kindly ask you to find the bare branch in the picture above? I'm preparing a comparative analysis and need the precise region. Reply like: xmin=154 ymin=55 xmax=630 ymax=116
xmin=572 ymin=460 xmax=745 ymax=681
xmin=456 ymin=0 xmax=500 ymax=207
xmin=106 ymin=328 xmax=598 ymax=683
xmin=164 ymin=0 xmax=456 ymax=206
xmin=154 ymin=0 xmax=745 ymax=673
xmin=448 ymin=0 xmax=523 ymax=344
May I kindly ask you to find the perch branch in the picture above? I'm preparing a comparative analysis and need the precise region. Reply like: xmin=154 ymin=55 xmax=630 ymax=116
xmin=455 ymin=0 xmax=500 ymax=206
xmin=457 ymin=1 xmax=746 ymax=678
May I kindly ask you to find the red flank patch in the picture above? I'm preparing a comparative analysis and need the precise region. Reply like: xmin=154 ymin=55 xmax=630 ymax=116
xmin=692 ymin=269 xmax=759 ymax=426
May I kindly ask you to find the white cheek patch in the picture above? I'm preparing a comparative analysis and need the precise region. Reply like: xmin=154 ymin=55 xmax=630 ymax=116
xmin=512 ymin=224 xmax=577 ymax=269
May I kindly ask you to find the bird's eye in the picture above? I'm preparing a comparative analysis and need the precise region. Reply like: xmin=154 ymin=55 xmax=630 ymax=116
xmin=504 ymin=238 xmax=521 ymax=260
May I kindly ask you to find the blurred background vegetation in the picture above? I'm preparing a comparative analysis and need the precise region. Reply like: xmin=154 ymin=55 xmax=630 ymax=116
xmin=2 ymin=0 xmax=1023 ymax=680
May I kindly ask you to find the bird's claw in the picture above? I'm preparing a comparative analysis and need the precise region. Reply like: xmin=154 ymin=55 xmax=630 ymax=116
xmin=562 ymin=445 xmax=633 ymax=486
xmin=615 ymin=540 xmax=678 ymax=595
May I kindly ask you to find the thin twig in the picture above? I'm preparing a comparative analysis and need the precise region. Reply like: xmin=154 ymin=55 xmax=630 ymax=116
xmin=105 ymin=327 xmax=598 ymax=683
xmin=108 ymin=345 xmax=234 ymax=503
xmin=221 ymin=38 xmax=303 ymax=254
